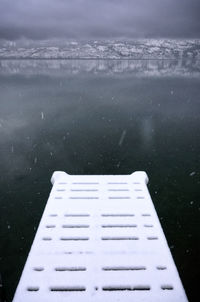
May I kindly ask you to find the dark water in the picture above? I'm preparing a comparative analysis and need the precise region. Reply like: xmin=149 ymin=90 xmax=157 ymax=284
xmin=0 ymin=59 xmax=200 ymax=302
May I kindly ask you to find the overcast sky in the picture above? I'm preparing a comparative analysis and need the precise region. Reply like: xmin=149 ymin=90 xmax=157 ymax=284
xmin=0 ymin=0 xmax=200 ymax=40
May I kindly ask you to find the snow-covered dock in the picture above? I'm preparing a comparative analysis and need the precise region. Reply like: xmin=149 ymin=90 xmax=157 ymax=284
xmin=12 ymin=171 xmax=188 ymax=302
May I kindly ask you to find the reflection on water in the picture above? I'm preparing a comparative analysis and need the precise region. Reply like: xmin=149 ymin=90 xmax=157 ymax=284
xmin=1 ymin=57 xmax=200 ymax=77
xmin=0 ymin=59 xmax=199 ymax=301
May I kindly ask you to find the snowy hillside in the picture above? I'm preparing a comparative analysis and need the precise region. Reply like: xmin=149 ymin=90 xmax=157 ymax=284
xmin=0 ymin=39 xmax=200 ymax=59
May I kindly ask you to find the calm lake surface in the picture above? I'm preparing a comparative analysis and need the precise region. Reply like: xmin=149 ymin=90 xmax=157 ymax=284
xmin=0 ymin=59 xmax=199 ymax=302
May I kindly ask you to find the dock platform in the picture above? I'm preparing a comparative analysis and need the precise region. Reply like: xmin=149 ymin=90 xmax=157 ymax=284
xmin=12 ymin=171 xmax=188 ymax=302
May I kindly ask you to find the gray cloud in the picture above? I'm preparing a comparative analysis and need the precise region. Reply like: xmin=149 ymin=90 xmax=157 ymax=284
xmin=0 ymin=0 xmax=200 ymax=40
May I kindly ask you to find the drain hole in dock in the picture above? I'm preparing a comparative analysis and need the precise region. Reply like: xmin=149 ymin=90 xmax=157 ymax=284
xmin=55 ymin=267 xmax=86 ymax=271
xmin=101 ymin=224 xmax=137 ymax=228
xmin=107 ymin=182 xmax=127 ymax=185
xmin=64 ymin=214 xmax=90 ymax=217
xmin=69 ymin=197 xmax=99 ymax=199
xmin=108 ymin=197 xmax=130 ymax=199
xmin=64 ymin=251 xmax=93 ymax=255
xmin=108 ymin=189 xmax=129 ymax=192
xmin=50 ymin=286 xmax=86 ymax=292
xmin=102 ymin=266 xmax=146 ymax=271
xmin=72 ymin=182 xmax=99 ymax=185
xmin=161 ymin=285 xmax=174 ymax=290
xmin=102 ymin=285 xmax=150 ymax=291
xmin=60 ymin=237 xmax=89 ymax=241
xmin=147 ymin=237 xmax=158 ymax=240
xmin=42 ymin=237 xmax=52 ymax=241
xmin=62 ymin=224 xmax=89 ymax=228
xmin=157 ymin=266 xmax=167 ymax=270
xmin=101 ymin=214 xmax=135 ymax=217
xmin=27 ymin=287 xmax=39 ymax=291
xmin=71 ymin=189 xmax=98 ymax=192
xmin=33 ymin=267 xmax=44 ymax=271
xmin=101 ymin=237 xmax=139 ymax=241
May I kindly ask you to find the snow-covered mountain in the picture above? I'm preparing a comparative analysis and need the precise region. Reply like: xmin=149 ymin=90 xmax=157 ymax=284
xmin=0 ymin=39 xmax=200 ymax=59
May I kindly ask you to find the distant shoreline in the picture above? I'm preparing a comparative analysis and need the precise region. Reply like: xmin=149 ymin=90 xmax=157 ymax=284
xmin=0 ymin=39 xmax=200 ymax=60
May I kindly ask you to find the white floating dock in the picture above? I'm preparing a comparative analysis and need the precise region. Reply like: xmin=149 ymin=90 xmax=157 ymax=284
xmin=12 ymin=171 xmax=188 ymax=302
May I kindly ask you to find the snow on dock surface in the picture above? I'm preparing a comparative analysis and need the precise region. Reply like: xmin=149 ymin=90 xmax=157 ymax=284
xmin=12 ymin=171 xmax=188 ymax=302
